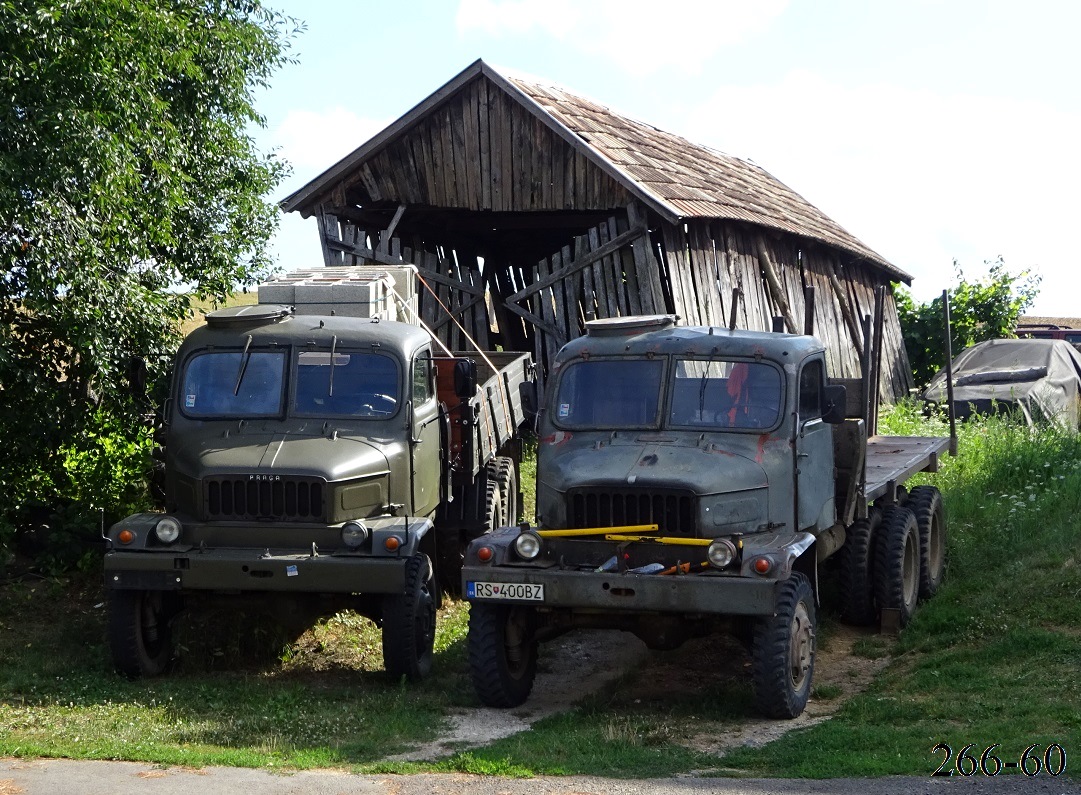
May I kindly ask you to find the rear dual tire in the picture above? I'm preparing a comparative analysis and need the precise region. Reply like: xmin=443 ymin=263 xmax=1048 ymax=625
xmin=875 ymin=505 xmax=921 ymax=627
xmin=907 ymin=485 xmax=946 ymax=599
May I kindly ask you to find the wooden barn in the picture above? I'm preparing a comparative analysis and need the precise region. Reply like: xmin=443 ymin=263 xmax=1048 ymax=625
xmin=281 ymin=59 xmax=913 ymax=399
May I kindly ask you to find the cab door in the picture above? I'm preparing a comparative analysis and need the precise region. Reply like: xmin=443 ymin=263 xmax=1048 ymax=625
xmin=795 ymin=357 xmax=836 ymax=531
xmin=410 ymin=348 xmax=442 ymax=518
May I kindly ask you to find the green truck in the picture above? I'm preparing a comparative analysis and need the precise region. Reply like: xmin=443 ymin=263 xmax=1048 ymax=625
xmin=104 ymin=270 xmax=533 ymax=681
xmin=463 ymin=314 xmax=948 ymax=718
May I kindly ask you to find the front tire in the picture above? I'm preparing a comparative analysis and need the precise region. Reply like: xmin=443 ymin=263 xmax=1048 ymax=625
xmin=467 ymin=602 xmax=537 ymax=707
xmin=874 ymin=505 xmax=921 ymax=626
xmin=751 ymin=572 xmax=816 ymax=719
xmin=382 ymin=553 xmax=436 ymax=682
xmin=107 ymin=589 xmax=175 ymax=678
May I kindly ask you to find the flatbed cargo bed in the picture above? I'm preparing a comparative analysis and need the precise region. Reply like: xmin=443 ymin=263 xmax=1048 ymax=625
xmin=864 ymin=435 xmax=950 ymax=503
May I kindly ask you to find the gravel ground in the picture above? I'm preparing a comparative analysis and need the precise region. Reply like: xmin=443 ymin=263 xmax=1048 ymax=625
xmin=2 ymin=758 xmax=1079 ymax=795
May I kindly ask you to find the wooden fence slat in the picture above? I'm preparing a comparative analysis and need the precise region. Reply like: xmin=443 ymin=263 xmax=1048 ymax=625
xmin=606 ymin=218 xmax=628 ymax=317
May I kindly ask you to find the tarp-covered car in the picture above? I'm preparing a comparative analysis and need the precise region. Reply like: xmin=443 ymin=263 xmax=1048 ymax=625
xmin=921 ymin=338 xmax=1081 ymax=428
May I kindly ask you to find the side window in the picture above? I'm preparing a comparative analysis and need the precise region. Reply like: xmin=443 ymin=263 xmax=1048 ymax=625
xmin=799 ymin=359 xmax=824 ymax=421
xmin=413 ymin=352 xmax=432 ymax=404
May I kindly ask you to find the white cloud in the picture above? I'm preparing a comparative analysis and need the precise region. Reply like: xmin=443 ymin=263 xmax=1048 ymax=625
xmin=456 ymin=0 xmax=788 ymax=75
xmin=681 ymin=71 xmax=1081 ymax=315
xmin=266 ymin=107 xmax=391 ymax=271
xmin=272 ymin=107 xmax=391 ymax=181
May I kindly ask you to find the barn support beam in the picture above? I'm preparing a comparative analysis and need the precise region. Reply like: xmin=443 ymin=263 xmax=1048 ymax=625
xmin=755 ymin=235 xmax=797 ymax=333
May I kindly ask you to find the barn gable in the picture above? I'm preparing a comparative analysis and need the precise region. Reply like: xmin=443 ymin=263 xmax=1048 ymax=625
xmin=282 ymin=59 xmax=913 ymax=399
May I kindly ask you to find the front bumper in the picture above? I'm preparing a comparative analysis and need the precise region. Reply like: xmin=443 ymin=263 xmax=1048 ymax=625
xmin=104 ymin=548 xmax=410 ymax=594
xmin=461 ymin=564 xmax=780 ymax=616
xmin=103 ymin=515 xmax=433 ymax=595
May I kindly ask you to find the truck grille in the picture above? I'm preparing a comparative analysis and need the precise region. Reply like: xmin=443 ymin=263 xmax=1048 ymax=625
xmin=567 ymin=489 xmax=697 ymax=536
xmin=203 ymin=476 xmax=326 ymax=522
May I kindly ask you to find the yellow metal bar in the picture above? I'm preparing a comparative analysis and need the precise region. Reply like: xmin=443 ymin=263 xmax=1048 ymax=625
xmin=604 ymin=535 xmax=713 ymax=546
xmin=536 ymin=524 xmax=659 ymax=538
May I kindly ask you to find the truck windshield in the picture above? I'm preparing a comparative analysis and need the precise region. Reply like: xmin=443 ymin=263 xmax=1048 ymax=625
xmin=553 ymin=359 xmax=664 ymax=428
xmin=181 ymin=351 xmax=286 ymax=417
xmin=293 ymin=351 xmax=400 ymax=417
xmin=669 ymin=359 xmax=782 ymax=430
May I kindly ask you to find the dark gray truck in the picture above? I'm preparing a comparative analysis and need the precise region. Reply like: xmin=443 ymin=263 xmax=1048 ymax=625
xmin=462 ymin=314 xmax=948 ymax=718
xmin=104 ymin=297 xmax=532 ymax=682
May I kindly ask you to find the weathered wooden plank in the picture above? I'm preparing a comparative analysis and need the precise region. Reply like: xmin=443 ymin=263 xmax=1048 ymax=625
xmin=450 ymin=100 xmax=468 ymax=209
xmin=563 ymin=140 xmax=576 ymax=209
xmin=533 ymin=256 xmax=560 ymax=362
xmin=487 ymin=85 xmax=504 ymax=211
xmin=460 ymin=83 xmax=477 ymax=211
xmin=595 ymin=221 xmax=619 ymax=316
xmin=549 ymin=249 xmax=568 ymax=340
xmin=440 ymin=106 xmax=457 ymax=208
xmin=412 ymin=265 xmax=484 ymax=295
xmin=619 ymin=244 xmax=642 ymax=315
xmin=509 ymin=104 xmax=523 ymax=209
xmin=478 ymin=80 xmax=492 ymax=210
xmin=418 ymin=251 xmax=441 ymax=332
xmin=507 ymin=223 xmax=648 ymax=303
xmin=425 ymin=116 xmax=445 ymax=207
xmin=470 ymin=265 xmax=490 ymax=349
xmin=686 ymin=228 xmax=713 ymax=326
xmin=575 ymin=151 xmax=589 ymax=213
xmin=606 ymin=218 xmax=628 ymax=316
xmin=661 ymin=226 xmax=691 ymax=323
xmin=570 ymin=236 xmax=588 ymax=334
xmin=685 ymin=226 xmax=710 ymax=325
xmin=551 ymin=127 xmax=565 ymax=212
xmin=587 ymin=224 xmax=607 ymax=316
xmin=626 ymin=202 xmax=661 ymax=315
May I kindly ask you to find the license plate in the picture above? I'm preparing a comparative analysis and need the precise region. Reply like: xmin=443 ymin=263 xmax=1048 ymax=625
xmin=467 ymin=581 xmax=545 ymax=601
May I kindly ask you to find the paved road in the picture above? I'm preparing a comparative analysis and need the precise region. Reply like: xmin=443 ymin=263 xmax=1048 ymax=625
xmin=2 ymin=759 xmax=1079 ymax=795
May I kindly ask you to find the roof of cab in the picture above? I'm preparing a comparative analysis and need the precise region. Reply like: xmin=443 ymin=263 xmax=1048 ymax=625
xmin=180 ymin=311 xmax=433 ymax=357
xmin=556 ymin=315 xmax=826 ymax=363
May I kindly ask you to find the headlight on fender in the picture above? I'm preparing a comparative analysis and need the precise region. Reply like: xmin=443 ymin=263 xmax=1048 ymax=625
xmin=513 ymin=531 xmax=543 ymax=561
xmin=154 ymin=516 xmax=182 ymax=544
xmin=707 ymin=537 xmax=737 ymax=569
xmin=341 ymin=521 xmax=369 ymax=549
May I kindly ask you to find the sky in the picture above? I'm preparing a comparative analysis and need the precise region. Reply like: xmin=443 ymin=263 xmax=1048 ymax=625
xmin=254 ymin=0 xmax=1080 ymax=318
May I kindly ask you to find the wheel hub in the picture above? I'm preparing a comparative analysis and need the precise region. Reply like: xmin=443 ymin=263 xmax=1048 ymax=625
xmin=789 ymin=602 xmax=814 ymax=689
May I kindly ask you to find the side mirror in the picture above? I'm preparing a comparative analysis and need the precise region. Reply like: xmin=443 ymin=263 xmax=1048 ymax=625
xmin=519 ymin=380 xmax=539 ymax=419
xmin=453 ymin=358 xmax=478 ymax=399
xmin=823 ymin=384 xmax=847 ymax=424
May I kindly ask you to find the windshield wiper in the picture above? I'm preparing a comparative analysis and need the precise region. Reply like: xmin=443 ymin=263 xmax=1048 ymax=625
xmin=233 ymin=335 xmax=253 ymax=396
xmin=328 ymin=335 xmax=337 ymax=396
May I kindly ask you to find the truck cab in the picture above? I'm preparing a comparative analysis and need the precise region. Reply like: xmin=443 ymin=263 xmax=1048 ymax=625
xmin=535 ymin=315 xmax=843 ymax=543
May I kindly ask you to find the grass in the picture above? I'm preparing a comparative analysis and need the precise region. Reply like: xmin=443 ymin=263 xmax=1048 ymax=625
xmin=0 ymin=580 xmax=475 ymax=768
xmin=1 ymin=405 xmax=1078 ymax=780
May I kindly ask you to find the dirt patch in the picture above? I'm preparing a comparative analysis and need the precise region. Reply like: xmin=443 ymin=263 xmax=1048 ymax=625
xmin=388 ymin=623 xmax=889 ymax=762
xmin=386 ymin=629 xmax=649 ymax=761
xmin=676 ymin=624 xmax=891 ymax=755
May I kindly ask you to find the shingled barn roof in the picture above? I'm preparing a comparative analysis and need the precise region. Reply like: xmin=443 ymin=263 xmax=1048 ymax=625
xmin=507 ymin=75 xmax=907 ymax=281
xmin=283 ymin=59 xmax=908 ymax=283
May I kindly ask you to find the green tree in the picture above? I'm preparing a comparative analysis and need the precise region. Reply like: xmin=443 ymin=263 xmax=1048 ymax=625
xmin=0 ymin=0 xmax=297 ymax=563
xmin=896 ymin=258 xmax=1041 ymax=389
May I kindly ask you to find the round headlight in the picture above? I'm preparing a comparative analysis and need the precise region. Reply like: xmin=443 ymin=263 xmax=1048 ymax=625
xmin=341 ymin=521 xmax=369 ymax=549
xmin=513 ymin=531 xmax=542 ymax=560
xmin=154 ymin=516 xmax=182 ymax=544
xmin=707 ymin=538 xmax=737 ymax=568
